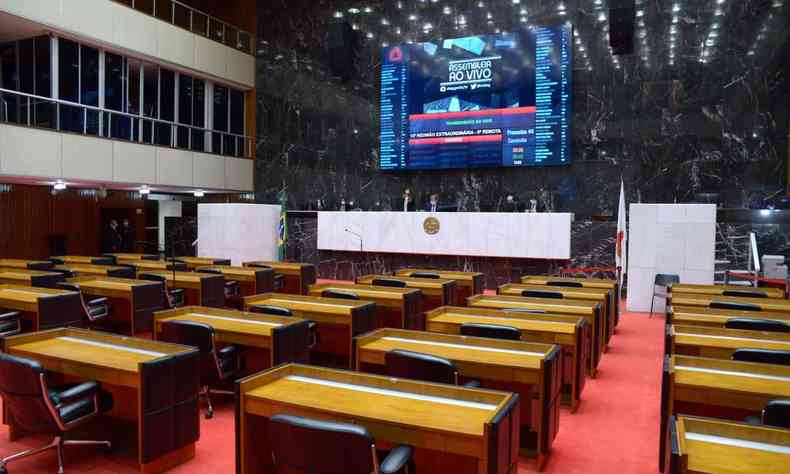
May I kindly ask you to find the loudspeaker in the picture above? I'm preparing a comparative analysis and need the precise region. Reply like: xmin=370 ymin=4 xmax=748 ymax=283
xmin=609 ymin=0 xmax=635 ymax=55
xmin=328 ymin=20 xmax=356 ymax=80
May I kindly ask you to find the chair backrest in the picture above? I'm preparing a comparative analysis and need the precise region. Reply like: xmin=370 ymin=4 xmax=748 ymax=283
xmin=50 ymin=268 xmax=77 ymax=279
xmin=460 ymin=323 xmax=522 ymax=341
xmin=505 ymin=308 xmax=547 ymax=314
xmin=139 ymin=273 xmax=167 ymax=283
xmin=248 ymin=305 xmax=293 ymax=317
xmin=0 ymin=353 xmax=58 ymax=433
xmin=410 ymin=272 xmax=440 ymax=279
xmin=268 ymin=413 xmax=375 ymax=474
xmin=521 ymin=289 xmax=564 ymax=299
xmin=159 ymin=320 xmax=215 ymax=353
xmin=724 ymin=318 xmax=790 ymax=333
xmin=710 ymin=301 xmax=761 ymax=311
xmin=371 ymin=278 xmax=407 ymax=288
xmin=731 ymin=349 xmax=790 ymax=366
xmin=247 ymin=263 xmax=272 ymax=269
xmin=763 ymin=400 xmax=790 ymax=428
xmin=721 ymin=289 xmax=767 ymax=298
xmin=654 ymin=274 xmax=680 ymax=287
xmin=547 ymin=280 xmax=583 ymax=288
xmin=57 ymin=282 xmax=81 ymax=293
xmin=385 ymin=349 xmax=457 ymax=385
xmin=50 ymin=258 xmax=65 ymax=265
xmin=321 ymin=290 xmax=359 ymax=300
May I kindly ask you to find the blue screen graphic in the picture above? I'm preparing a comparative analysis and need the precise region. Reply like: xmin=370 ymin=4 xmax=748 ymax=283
xmin=380 ymin=25 xmax=572 ymax=171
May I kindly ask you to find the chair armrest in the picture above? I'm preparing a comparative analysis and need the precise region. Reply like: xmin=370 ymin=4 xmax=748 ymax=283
xmin=462 ymin=380 xmax=481 ymax=389
xmin=55 ymin=381 xmax=101 ymax=404
xmin=380 ymin=445 xmax=414 ymax=474
xmin=87 ymin=297 xmax=109 ymax=306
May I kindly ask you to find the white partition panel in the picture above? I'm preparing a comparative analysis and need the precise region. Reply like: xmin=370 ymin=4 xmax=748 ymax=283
xmin=627 ymin=204 xmax=716 ymax=313
xmin=198 ymin=204 xmax=280 ymax=266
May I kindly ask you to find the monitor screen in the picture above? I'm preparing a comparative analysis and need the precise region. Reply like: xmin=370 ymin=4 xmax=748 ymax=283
xmin=379 ymin=25 xmax=572 ymax=170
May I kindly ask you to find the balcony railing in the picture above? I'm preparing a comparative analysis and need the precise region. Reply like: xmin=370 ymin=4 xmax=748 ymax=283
xmin=112 ymin=0 xmax=254 ymax=55
xmin=0 ymin=88 xmax=254 ymax=159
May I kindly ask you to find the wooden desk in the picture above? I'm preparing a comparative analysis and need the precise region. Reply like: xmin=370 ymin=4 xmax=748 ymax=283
xmin=2 ymin=328 xmax=200 ymax=474
xmin=669 ymin=283 xmax=785 ymax=299
xmin=0 ymin=284 xmax=83 ymax=331
xmin=242 ymin=293 xmax=378 ymax=368
xmin=467 ymin=294 xmax=604 ymax=376
xmin=51 ymin=255 xmax=115 ymax=265
xmin=55 ymin=264 xmax=136 ymax=279
xmin=668 ymin=305 xmax=790 ymax=328
xmin=106 ymin=253 xmax=160 ymax=262
xmin=307 ymin=283 xmax=422 ymax=329
xmin=122 ymin=260 xmax=186 ymax=272
xmin=356 ymin=328 xmax=560 ymax=469
xmin=395 ymin=268 xmax=485 ymax=304
xmin=521 ymin=275 xmax=620 ymax=327
xmin=0 ymin=258 xmax=54 ymax=270
xmin=138 ymin=271 xmax=225 ymax=308
xmin=425 ymin=306 xmax=589 ymax=412
xmin=667 ymin=324 xmax=790 ymax=359
xmin=69 ymin=277 xmax=164 ymax=335
xmin=666 ymin=415 xmax=790 ymax=474
xmin=668 ymin=294 xmax=790 ymax=313
xmin=356 ymin=274 xmax=458 ymax=314
xmin=0 ymin=268 xmax=64 ymax=288
xmin=153 ymin=306 xmax=311 ymax=373
xmin=176 ymin=256 xmax=231 ymax=270
xmin=499 ymin=283 xmax=614 ymax=350
xmin=242 ymin=261 xmax=316 ymax=295
xmin=659 ymin=355 xmax=790 ymax=471
xmin=195 ymin=265 xmax=275 ymax=296
xmin=237 ymin=363 xmax=520 ymax=474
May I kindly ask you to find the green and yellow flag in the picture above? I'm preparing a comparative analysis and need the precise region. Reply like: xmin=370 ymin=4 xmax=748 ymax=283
xmin=277 ymin=189 xmax=287 ymax=261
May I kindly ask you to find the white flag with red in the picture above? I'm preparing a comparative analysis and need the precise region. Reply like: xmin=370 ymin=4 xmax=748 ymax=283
xmin=616 ymin=179 xmax=627 ymax=291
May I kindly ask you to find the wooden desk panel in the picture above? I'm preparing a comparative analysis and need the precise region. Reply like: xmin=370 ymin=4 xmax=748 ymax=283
xmin=2 ymin=328 xmax=200 ymax=474
xmin=242 ymin=261 xmax=316 ymax=295
xmin=105 ymin=253 xmax=160 ymax=262
xmin=668 ymin=324 xmax=790 ymax=360
xmin=669 ymin=283 xmax=785 ymax=299
xmin=138 ymin=271 xmax=225 ymax=308
xmin=51 ymin=255 xmax=115 ymax=265
xmin=195 ymin=265 xmax=275 ymax=296
xmin=308 ymin=283 xmax=422 ymax=329
xmin=425 ymin=306 xmax=589 ymax=412
xmin=69 ymin=277 xmax=164 ymax=335
xmin=242 ymin=293 xmax=378 ymax=368
xmin=356 ymin=274 xmax=457 ymax=314
xmin=356 ymin=328 xmax=560 ymax=468
xmin=237 ymin=364 xmax=520 ymax=474
xmin=395 ymin=269 xmax=485 ymax=304
xmin=176 ymin=256 xmax=231 ymax=270
xmin=123 ymin=260 xmax=185 ymax=272
xmin=0 ymin=284 xmax=83 ymax=331
xmin=55 ymin=264 xmax=136 ymax=279
xmin=0 ymin=268 xmax=64 ymax=288
xmin=468 ymin=294 xmax=603 ymax=376
xmin=0 ymin=259 xmax=54 ymax=270
xmin=667 ymin=415 xmax=790 ymax=474
xmin=668 ymin=294 xmax=790 ymax=313
xmin=659 ymin=355 xmax=790 ymax=471
xmin=521 ymin=275 xmax=620 ymax=328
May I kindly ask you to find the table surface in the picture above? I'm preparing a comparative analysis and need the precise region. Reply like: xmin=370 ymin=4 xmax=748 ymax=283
xmin=426 ymin=306 xmax=580 ymax=334
xmin=499 ymin=283 xmax=610 ymax=299
xmin=669 ymin=294 xmax=790 ymax=312
xmin=308 ymin=283 xmax=420 ymax=300
xmin=670 ymin=355 xmax=790 ymax=397
xmin=670 ymin=283 xmax=785 ymax=298
xmin=138 ymin=271 xmax=218 ymax=282
xmin=520 ymin=276 xmax=617 ymax=289
xmin=195 ymin=265 xmax=269 ymax=278
xmin=70 ymin=276 xmax=158 ymax=290
xmin=669 ymin=305 xmax=790 ymax=323
xmin=243 ymin=261 xmax=312 ymax=271
xmin=243 ymin=293 xmax=372 ymax=315
xmin=55 ymin=264 xmax=131 ymax=274
xmin=107 ymin=253 xmax=160 ymax=260
xmin=154 ymin=306 xmax=299 ymax=338
xmin=0 ymin=284 xmax=72 ymax=303
xmin=468 ymin=294 xmax=598 ymax=315
xmin=394 ymin=269 xmax=484 ymax=281
xmin=671 ymin=324 xmax=790 ymax=352
xmin=0 ymin=259 xmax=53 ymax=268
xmin=0 ymin=268 xmax=62 ymax=279
xmin=51 ymin=255 xmax=107 ymax=263
xmin=357 ymin=275 xmax=455 ymax=288
xmin=177 ymin=257 xmax=228 ymax=264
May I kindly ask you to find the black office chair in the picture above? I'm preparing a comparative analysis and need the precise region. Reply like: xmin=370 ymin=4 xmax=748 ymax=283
xmin=248 ymin=305 xmax=319 ymax=349
xmin=521 ymin=289 xmax=563 ymax=299
xmin=138 ymin=273 xmax=185 ymax=308
xmin=158 ymin=320 xmax=238 ymax=419
xmin=56 ymin=282 xmax=110 ymax=325
xmin=460 ymin=323 xmax=522 ymax=341
xmin=321 ymin=289 xmax=359 ymax=300
xmin=745 ymin=400 xmax=790 ymax=428
xmin=268 ymin=413 xmax=414 ymax=474
xmin=731 ymin=349 xmax=790 ymax=366
xmin=410 ymin=272 xmax=440 ymax=279
xmin=198 ymin=268 xmax=241 ymax=306
xmin=724 ymin=318 xmax=790 ymax=333
xmin=722 ymin=289 xmax=767 ymax=298
xmin=710 ymin=301 xmax=762 ymax=311
xmin=0 ymin=353 xmax=113 ymax=474
xmin=385 ymin=349 xmax=480 ymax=388
xmin=0 ymin=311 xmax=22 ymax=337
xmin=650 ymin=273 xmax=680 ymax=318
xmin=372 ymin=278 xmax=407 ymax=288
xmin=49 ymin=268 xmax=77 ymax=281
xmin=547 ymin=280 xmax=583 ymax=288
xmin=49 ymin=258 xmax=65 ymax=265
xmin=245 ymin=264 xmax=285 ymax=290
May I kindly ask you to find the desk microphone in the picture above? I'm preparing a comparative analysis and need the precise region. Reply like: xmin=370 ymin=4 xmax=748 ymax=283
xmin=191 ymin=239 xmax=199 ymax=247
xmin=344 ymin=227 xmax=363 ymax=252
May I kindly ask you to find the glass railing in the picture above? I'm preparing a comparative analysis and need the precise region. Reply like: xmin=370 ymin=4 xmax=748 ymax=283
xmin=111 ymin=0 xmax=254 ymax=55
xmin=0 ymin=88 xmax=254 ymax=159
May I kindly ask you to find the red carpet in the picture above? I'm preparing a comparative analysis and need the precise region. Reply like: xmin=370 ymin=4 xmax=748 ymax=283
xmin=0 ymin=308 xmax=664 ymax=474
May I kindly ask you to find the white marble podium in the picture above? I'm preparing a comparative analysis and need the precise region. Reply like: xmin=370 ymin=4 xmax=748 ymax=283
xmin=317 ymin=211 xmax=572 ymax=259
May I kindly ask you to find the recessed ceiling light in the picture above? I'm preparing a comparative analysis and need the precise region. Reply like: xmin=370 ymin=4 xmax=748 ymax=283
xmin=53 ymin=180 xmax=67 ymax=191
xmin=193 ymin=190 xmax=205 ymax=198
xmin=139 ymin=185 xmax=150 ymax=195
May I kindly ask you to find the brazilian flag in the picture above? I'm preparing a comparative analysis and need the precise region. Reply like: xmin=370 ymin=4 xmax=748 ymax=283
xmin=277 ymin=189 xmax=287 ymax=261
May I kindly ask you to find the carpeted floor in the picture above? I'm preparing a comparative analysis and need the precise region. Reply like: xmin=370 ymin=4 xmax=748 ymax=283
xmin=0 ymin=307 xmax=664 ymax=474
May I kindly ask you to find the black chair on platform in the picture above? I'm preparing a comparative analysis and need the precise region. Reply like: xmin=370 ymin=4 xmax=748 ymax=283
xmin=385 ymin=349 xmax=480 ymax=388
xmin=321 ymin=289 xmax=359 ymax=300
xmin=731 ymin=349 xmax=790 ymax=366
xmin=0 ymin=311 xmax=21 ymax=337
xmin=158 ymin=320 xmax=238 ymax=419
xmin=199 ymin=268 xmax=241 ymax=306
xmin=650 ymin=273 xmax=680 ymax=318
xmin=710 ymin=301 xmax=761 ymax=311
xmin=138 ymin=273 xmax=185 ymax=308
xmin=268 ymin=413 xmax=414 ymax=474
xmin=548 ymin=280 xmax=583 ymax=288
xmin=0 ymin=353 xmax=113 ymax=474
xmin=371 ymin=278 xmax=407 ymax=288
xmin=245 ymin=264 xmax=285 ymax=290
xmin=460 ymin=323 xmax=522 ymax=341
xmin=722 ymin=289 xmax=767 ymax=298
xmin=724 ymin=318 xmax=790 ymax=333
xmin=56 ymin=283 xmax=110 ymax=325
xmin=248 ymin=305 xmax=319 ymax=349
xmin=410 ymin=272 xmax=440 ymax=279
xmin=522 ymin=289 xmax=564 ymax=299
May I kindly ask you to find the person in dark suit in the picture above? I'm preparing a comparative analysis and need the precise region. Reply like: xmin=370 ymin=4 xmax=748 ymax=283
xmin=503 ymin=194 xmax=523 ymax=212
xmin=425 ymin=193 xmax=441 ymax=212
xmin=400 ymin=188 xmax=415 ymax=212
xmin=121 ymin=218 xmax=135 ymax=252
xmin=103 ymin=220 xmax=123 ymax=253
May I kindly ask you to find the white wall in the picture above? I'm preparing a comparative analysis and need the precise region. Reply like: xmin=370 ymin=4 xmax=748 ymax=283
xmin=198 ymin=204 xmax=280 ymax=266
xmin=627 ymin=204 xmax=716 ymax=313
xmin=0 ymin=124 xmax=254 ymax=192
xmin=0 ymin=0 xmax=254 ymax=88
xmin=158 ymin=200 xmax=182 ymax=251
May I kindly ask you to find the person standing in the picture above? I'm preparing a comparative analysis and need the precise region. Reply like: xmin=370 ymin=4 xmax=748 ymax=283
xmin=103 ymin=220 xmax=123 ymax=253
xmin=121 ymin=218 xmax=135 ymax=252
xmin=401 ymin=188 xmax=415 ymax=212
